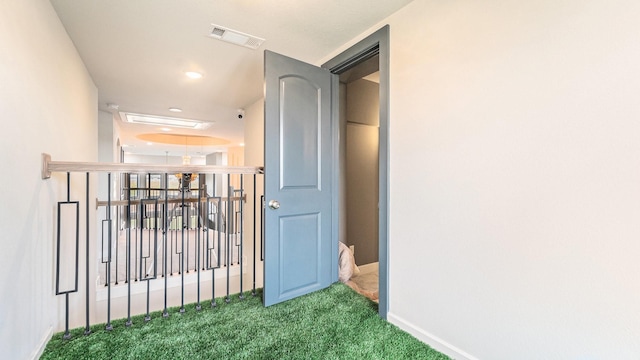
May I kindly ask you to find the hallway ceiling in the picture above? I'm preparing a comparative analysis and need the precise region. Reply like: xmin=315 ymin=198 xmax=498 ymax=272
xmin=50 ymin=0 xmax=412 ymax=157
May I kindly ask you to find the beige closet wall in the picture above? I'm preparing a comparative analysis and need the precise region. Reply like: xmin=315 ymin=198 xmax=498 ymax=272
xmin=345 ymin=79 xmax=379 ymax=265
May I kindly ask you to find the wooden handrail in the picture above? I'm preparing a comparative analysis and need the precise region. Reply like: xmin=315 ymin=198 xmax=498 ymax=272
xmin=95 ymin=195 xmax=246 ymax=208
xmin=41 ymin=153 xmax=264 ymax=179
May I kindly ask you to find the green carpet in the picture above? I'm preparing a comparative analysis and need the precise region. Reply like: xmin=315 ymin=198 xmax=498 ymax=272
xmin=41 ymin=283 xmax=449 ymax=359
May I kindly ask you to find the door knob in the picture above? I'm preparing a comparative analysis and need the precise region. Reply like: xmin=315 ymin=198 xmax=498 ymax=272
xmin=268 ymin=200 xmax=280 ymax=210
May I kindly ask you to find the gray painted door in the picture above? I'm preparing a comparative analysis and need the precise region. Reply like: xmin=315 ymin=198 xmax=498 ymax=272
xmin=263 ymin=50 xmax=335 ymax=306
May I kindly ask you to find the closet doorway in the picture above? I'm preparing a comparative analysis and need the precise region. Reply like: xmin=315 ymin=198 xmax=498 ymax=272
xmin=323 ymin=25 xmax=389 ymax=317
xmin=340 ymin=56 xmax=380 ymax=301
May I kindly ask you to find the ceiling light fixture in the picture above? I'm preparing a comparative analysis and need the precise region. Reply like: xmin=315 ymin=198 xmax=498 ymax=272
xmin=120 ymin=112 xmax=212 ymax=130
xmin=176 ymin=135 xmax=198 ymax=192
xmin=185 ymin=71 xmax=203 ymax=79
xmin=160 ymin=127 xmax=171 ymax=132
xmin=168 ymin=107 xmax=183 ymax=112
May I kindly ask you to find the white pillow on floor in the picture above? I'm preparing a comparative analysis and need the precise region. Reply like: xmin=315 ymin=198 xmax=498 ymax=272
xmin=338 ymin=242 xmax=360 ymax=282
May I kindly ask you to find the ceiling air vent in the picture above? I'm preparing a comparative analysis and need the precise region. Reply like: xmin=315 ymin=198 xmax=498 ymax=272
xmin=209 ymin=24 xmax=265 ymax=50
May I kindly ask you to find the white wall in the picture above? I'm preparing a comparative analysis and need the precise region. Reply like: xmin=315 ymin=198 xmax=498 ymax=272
xmin=124 ymin=153 xmax=207 ymax=165
xmin=97 ymin=109 xmax=115 ymax=254
xmin=320 ymin=0 xmax=640 ymax=358
xmin=0 ymin=0 xmax=98 ymax=358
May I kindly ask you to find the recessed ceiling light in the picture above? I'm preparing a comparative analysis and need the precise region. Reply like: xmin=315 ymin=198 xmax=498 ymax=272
xmin=239 ymin=143 xmax=245 ymax=147
xmin=169 ymin=107 xmax=182 ymax=112
xmin=185 ymin=71 xmax=203 ymax=79
xmin=120 ymin=111 xmax=212 ymax=130
xmin=147 ymin=142 xmax=153 ymax=145
xmin=160 ymin=127 xmax=171 ymax=132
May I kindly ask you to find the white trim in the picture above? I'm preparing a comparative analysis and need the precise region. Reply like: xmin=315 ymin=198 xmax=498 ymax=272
xmin=96 ymin=261 xmax=248 ymax=301
xmin=387 ymin=312 xmax=480 ymax=360
xmin=30 ymin=326 xmax=53 ymax=360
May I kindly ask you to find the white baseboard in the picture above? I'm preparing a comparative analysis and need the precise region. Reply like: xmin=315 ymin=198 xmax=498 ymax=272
xmin=387 ymin=312 xmax=479 ymax=360
xmin=30 ymin=326 xmax=53 ymax=360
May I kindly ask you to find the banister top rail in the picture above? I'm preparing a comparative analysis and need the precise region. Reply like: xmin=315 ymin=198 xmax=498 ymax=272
xmin=95 ymin=195 xmax=246 ymax=208
xmin=42 ymin=153 xmax=264 ymax=179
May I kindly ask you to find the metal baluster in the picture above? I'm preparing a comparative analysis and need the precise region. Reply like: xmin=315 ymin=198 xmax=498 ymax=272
xmin=57 ymin=172 xmax=80 ymax=339
xmin=114 ymin=208 xmax=119 ymax=286
xmin=216 ymin=198 xmax=222 ymax=304
xmin=105 ymin=173 xmax=113 ymax=331
xmin=226 ymin=175 xmax=232 ymax=303
xmin=186 ymin=203 xmax=190 ymax=273
xmin=261 ymin=195 xmax=265 ymax=261
xmin=140 ymin=199 xmax=158 ymax=322
xmin=134 ymin=199 xmax=138 ymax=282
xmin=170 ymin=210 xmax=174 ymax=275
xmin=206 ymin=198 xmax=213 ymax=307
xmin=196 ymin=176 xmax=202 ymax=311
xmin=210 ymin=174 xmax=217 ymax=308
xmin=239 ymin=175 xmax=244 ymax=300
xmin=180 ymin=186 xmax=186 ymax=313
xmin=202 ymin=193 xmax=206 ymax=271
xmin=125 ymin=176 xmax=132 ymax=327
xmin=84 ymin=172 xmax=91 ymax=335
xmin=140 ymin=201 xmax=146 ymax=320
xmin=252 ymin=174 xmax=257 ymax=296
xmin=208 ymin=197 xmax=222 ymax=308
xmin=163 ymin=173 xmax=169 ymax=318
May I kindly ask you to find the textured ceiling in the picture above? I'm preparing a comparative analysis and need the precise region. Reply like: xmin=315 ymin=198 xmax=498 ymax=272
xmin=50 ymin=0 xmax=413 ymax=156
